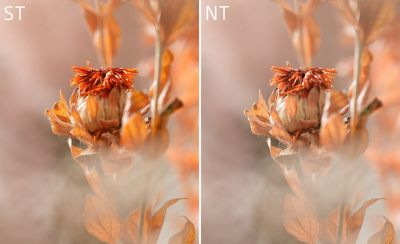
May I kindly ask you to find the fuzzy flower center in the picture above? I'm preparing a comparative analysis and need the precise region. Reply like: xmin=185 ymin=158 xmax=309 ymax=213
xmin=270 ymin=66 xmax=336 ymax=96
xmin=71 ymin=66 xmax=138 ymax=97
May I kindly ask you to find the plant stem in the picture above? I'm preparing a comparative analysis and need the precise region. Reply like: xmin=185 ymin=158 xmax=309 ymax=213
xmin=95 ymin=0 xmax=108 ymax=67
xmin=151 ymin=28 xmax=164 ymax=135
xmin=137 ymin=199 xmax=146 ymax=244
xmin=336 ymin=199 xmax=345 ymax=244
xmin=351 ymin=32 xmax=363 ymax=133
xmin=294 ymin=0 xmax=307 ymax=67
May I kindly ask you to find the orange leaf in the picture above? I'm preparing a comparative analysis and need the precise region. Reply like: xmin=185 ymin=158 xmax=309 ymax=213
xmin=126 ymin=210 xmax=149 ymax=242
xmin=121 ymin=113 xmax=148 ymax=150
xmin=358 ymin=0 xmax=396 ymax=45
xmin=320 ymin=113 xmax=348 ymax=151
xmin=347 ymin=198 xmax=383 ymax=243
xmin=244 ymin=90 xmax=271 ymax=136
xmin=148 ymin=198 xmax=183 ymax=244
xmin=158 ymin=0 xmax=196 ymax=45
xmin=320 ymin=208 xmax=348 ymax=243
xmin=75 ymin=0 xmax=98 ymax=33
xmin=84 ymin=194 xmax=120 ymax=244
xmin=168 ymin=217 xmax=196 ymax=244
xmin=133 ymin=0 xmax=196 ymax=45
xmin=275 ymin=0 xmax=298 ymax=33
xmin=283 ymin=195 xmax=319 ymax=244
xmin=367 ymin=218 xmax=395 ymax=244
xmin=125 ymin=91 xmax=150 ymax=115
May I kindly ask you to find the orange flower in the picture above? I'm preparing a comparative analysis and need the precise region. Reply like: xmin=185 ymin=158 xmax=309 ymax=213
xmin=45 ymin=65 xmax=148 ymax=166
xmin=270 ymin=66 xmax=336 ymax=97
xmin=246 ymin=66 xmax=352 ymax=163
xmin=71 ymin=66 xmax=138 ymax=97
xmin=46 ymin=65 xmax=182 ymax=172
xmin=269 ymin=66 xmax=336 ymax=134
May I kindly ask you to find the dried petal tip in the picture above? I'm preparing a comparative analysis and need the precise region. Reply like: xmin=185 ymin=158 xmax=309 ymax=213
xmin=270 ymin=66 xmax=336 ymax=96
xmin=71 ymin=66 xmax=138 ymax=97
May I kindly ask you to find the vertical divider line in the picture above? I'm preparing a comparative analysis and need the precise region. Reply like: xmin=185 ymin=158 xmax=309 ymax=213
xmin=198 ymin=0 xmax=203 ymax=243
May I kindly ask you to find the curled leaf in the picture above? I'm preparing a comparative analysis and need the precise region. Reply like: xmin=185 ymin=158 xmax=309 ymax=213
xmin=148 ymin=198 xmax=184 ymax=243
xmin=347 ymin=198 xmax=383 ymax=243
xmin=367 ymin=218 xmax=395 ymax=244
xmin=244 ymin=90 xmax=270 ymax=136
xmin=169 ymin=217 xmax=196 ymax=244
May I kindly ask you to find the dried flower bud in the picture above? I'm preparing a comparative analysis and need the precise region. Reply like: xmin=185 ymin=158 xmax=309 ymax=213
xmin=77 ymin=88 xmax=127 ymax=133
xmin=71 ymin=66 xmax=138 ymax=133
xmin=275 ymin=87 xmax=325 ymax=133
xmin=270 ymin=66 xmax=336 ymax=134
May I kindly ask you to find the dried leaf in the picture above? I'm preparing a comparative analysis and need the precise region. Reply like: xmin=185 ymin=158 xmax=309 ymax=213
xmin=121 ymin=113 xmax=148 ymax=150
xmin=283 ymin=195 xmax=320 ymax=244
xmin=358 ymin=98 xmax=383 ymax=129
xmin=283 ymin=163 xmax=306 ymax=198
xmin=320 ymin=209 xmax=342 ymax=243
xmin=322 ymin=90 xmax=349 ymax=121
xmin=320 ymin=113 xmax=348 ymax=151
xmin=84 ymin=194 xmax=120 ymax=244
xmin=133 ymin=0 xmax=196 ymax=45
xmin=159 ymin=0 xmax=196 ymax=44
xmin=84 ymin=167 xmax=109 ymax=201
xmin=75 ymin=0 xmax=122 ymax=66
xmin=347 ymin=198 xmax=383 ymax=243
xmin=293 ymin=15 xmax=320 ymax=66
xmin=358 ymin=0 xmax=396 ymax=45
xmin=367 ymin=218 xmax=395 ymax=244
xmin=244 ymin=90 xmax=271 ymax=136
xmin=275 ymin=0 xmax=298 ymax=33
xmin=126 ymin=210 xmax=149 ymax=242
xmin=161 ymin=98 xmax=184 ymax=119
xmin=169 ymin=217 xmax=196 ymax=244
xmin=126 ymin=91 xmax=150 ymax=115
xmin=148 ymin=198 xmax=183 ymax=244
xmin=75 ymin=0 xmax=98 ymax=33
xmin=275 ymin=0 xmax=321 ymax=66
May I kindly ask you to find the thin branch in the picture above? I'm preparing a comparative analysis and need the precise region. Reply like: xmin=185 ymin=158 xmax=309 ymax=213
xmin=95 ymin=0 xmax=108 ymax=67
xmin=151 ymin=27 xmax=164 ymax=135
xmin=350 ymin=31 xmax=363 ymax=133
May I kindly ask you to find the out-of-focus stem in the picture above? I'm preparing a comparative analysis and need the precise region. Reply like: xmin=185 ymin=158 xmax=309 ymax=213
xmin=294 ymin=0 xmax=306 ymax=67
xmin=336 ymin=200 xmax=345 ymax=244
xmin=151 ymin=28 xmax=164 ymax=135
xmin=95 ymin=0 xmax=108 ymax=67
xmin=351 ymin=32 xmax=363 ymax=133
xmin=137 ymin=200 xmax=146 ymax=244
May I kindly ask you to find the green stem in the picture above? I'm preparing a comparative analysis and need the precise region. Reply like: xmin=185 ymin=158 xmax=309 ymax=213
xmin=151 ymin=28 xmax=164 ymax=135
xmin=351 ymin=32 xmax=363 ymax=133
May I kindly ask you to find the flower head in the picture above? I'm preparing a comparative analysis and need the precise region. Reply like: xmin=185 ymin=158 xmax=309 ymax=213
xmin=267 ymin=66 xmax=336 ymax=134
xmin=46 ymin=66 xmax=142 ymax=145
xmin=46 ymin=64 xmax=182 ymax=172
xmin=245 ymin=66 xmax=348 ymax=154
xmin=270 ymin=66 xmax=336 ymax=97
xmin=71 ymin=66 xmax=138 ymax=97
